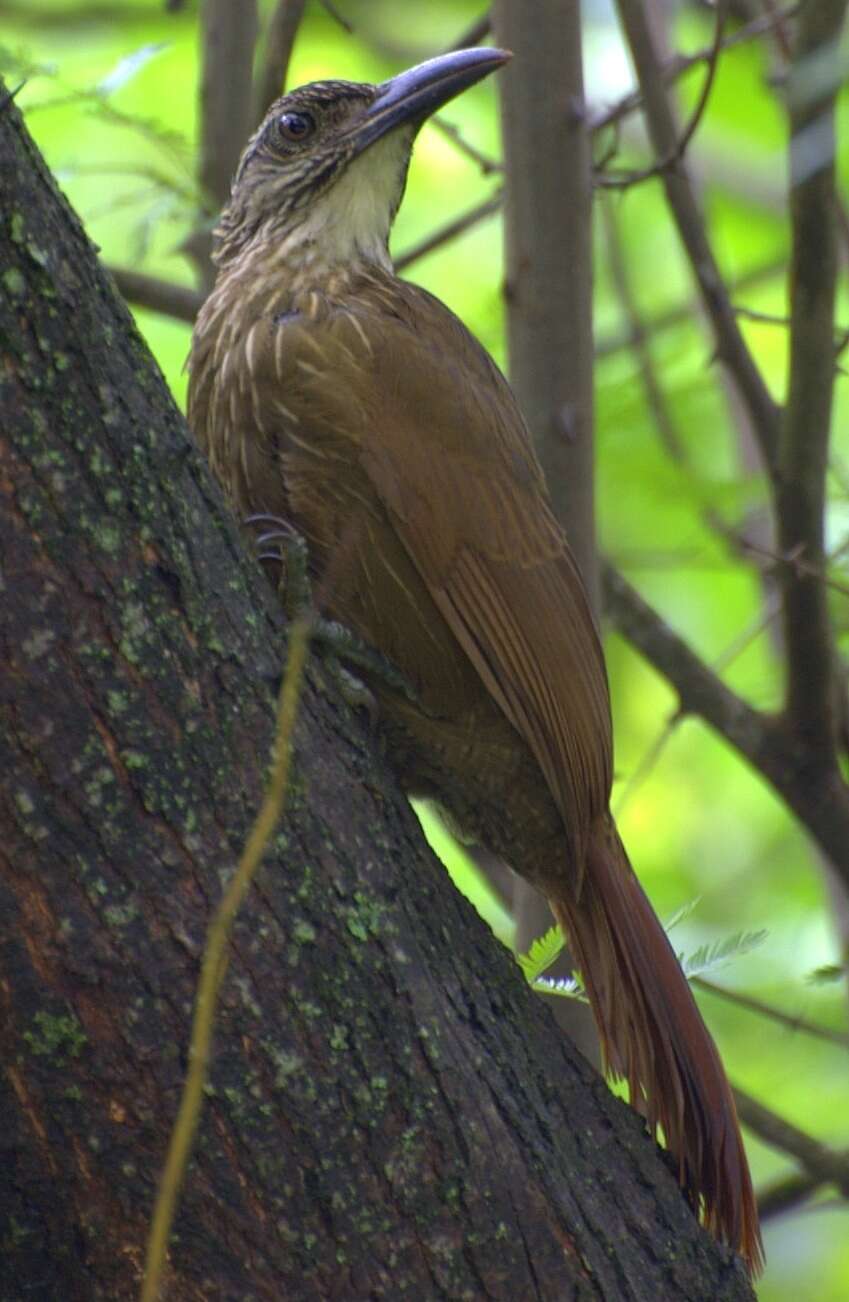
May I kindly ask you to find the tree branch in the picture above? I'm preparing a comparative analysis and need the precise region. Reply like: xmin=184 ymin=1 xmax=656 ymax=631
xmin=601 ymin=561 xmax=849 ymax=883
xmin=775 ymin=0 xmax=847 ymax=757
xmin=734 ymin=1087 xmax=849 ymax=1197
xmin=613 ymin=0 xmax=782 ymax=478
xmin=107 ymin=265 xmax=203 ymax=324
xmin=492 ymin=0 xmax=596 ymax=593
xmin=595 ymin=256 xmax=786 ymax=359
xmin=758 ymin=1171 xmax=824 ymax=1221
xmin=602 ymin=561 xmax=772 ymax=769
xmin=694 ymin=977 xmax=849 ymax=1050
xmin=598 ymin=0 xmax=727 ymax=191
xmin=491 ymin=0 xmax=601 ymax=1062
xmin=591 ymin=5 xmax=799 ymax=137
xmin=443 ymin=12 xmax=491 ymax=54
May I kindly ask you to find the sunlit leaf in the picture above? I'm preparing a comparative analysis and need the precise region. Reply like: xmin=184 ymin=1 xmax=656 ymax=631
xmin=680 ymin=930 xmax=768 ymax=979
xmin=97 ymin=43 xmax=168 ymax=97
xmin=517 ymin=925 xmax=565 ymax=983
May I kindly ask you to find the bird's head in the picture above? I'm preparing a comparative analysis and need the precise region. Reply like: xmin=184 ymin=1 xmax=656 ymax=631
xmin=214 ymin=47 xmax=509 ymax=272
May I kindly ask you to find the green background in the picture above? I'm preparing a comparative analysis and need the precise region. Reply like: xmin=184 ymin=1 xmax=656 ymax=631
xmin=6 ymin=1 xmax=849 ymax=1296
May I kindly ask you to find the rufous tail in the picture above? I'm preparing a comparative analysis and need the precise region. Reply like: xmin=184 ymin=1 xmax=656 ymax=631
xmin=549 ymin=816 xmax=763 ymax=1275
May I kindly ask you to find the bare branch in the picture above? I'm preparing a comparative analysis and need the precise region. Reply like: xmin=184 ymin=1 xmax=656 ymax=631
xmin=613 ymin=0 xmax=782 ymax=477
xmin=734 ymin=1086 xmax=849 ymax=1196
xmin=107 ymin=266 xmax=203 ymax=324
xmin=591 ymin=5 xmax=799 ymax=137
xmin=601 ymin=560 xmax=849 ymax=882
xmin=254 ymin=0 xmax=307 ymax=125
xmin=694 ymin=977 xmax=849 ymax=1050
xmin=774 ymin=0 xmax=848 ymax=758
xmin=598 ymin=0 xmax=727 ymax=190
xmin=319 ymin=0 xmax=353 ymax=32
xmin=602 ymin=561 xmax=772 ymax=769
xmin=758 ymin=1171 xmax=824 ymax=1221
xmin=431 ymin=114 xmax=502 ymax=175
xmin=600 ymin=196 xmax=688 ymax=462
xmin=491 ymin=0 xmax=600 ymax=1058
xmin=596 ymin=256 xmax=786 ymax=358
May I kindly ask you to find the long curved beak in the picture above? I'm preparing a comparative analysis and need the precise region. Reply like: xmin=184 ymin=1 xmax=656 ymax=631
xmin=351 ymin=47 xmax=511 ymax=154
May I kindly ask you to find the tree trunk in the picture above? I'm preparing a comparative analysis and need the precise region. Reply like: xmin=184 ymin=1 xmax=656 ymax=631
xmin=0 ymin=89 xmax=754 ymax=1302
xmin=492 ymin=0 xmax=600 ymax=1063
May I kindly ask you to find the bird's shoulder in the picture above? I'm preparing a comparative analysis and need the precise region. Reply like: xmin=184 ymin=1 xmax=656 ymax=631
xmin=254 ymin=269 xmax=563 ymax=570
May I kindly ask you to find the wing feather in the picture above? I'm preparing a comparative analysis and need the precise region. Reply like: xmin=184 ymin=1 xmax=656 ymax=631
xmin=352 ymin=279 xmax=614 ymax=858
xmin=192 ymin=272 xmax=614 ymax=859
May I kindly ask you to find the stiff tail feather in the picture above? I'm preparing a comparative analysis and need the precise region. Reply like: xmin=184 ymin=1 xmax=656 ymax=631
xmin=549 ymin=817 xmax=763 ymax=1274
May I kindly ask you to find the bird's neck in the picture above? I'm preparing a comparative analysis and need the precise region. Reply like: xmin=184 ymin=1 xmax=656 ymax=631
xmin=215 ymin=130 xmax=414 ymax=290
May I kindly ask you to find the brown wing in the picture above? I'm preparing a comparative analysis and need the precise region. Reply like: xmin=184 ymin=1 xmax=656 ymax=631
xmin=190 ymin=271 xmax=613 ymax=862
xmin=345 ymin=275 xmax=612 ymax=859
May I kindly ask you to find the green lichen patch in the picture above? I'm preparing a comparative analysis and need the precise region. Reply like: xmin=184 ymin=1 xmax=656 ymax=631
xmin=3 ymin=266 xmax=26 ymax=297
xmin=344 ymin=889 xmax=389 ymax=943
xmin=23 ymin=1010 xmax=87 ymax=1063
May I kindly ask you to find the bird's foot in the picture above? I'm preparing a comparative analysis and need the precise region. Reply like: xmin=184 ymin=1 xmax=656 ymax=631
xmin=247 ymin=514 xmax=312 ymax=622
xmin=245 ymin=514 xmax=418 ymax=716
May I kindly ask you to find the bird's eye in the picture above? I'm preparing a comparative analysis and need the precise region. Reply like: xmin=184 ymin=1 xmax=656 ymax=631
xmin=277 ymin=111 xmax=315 ymax=142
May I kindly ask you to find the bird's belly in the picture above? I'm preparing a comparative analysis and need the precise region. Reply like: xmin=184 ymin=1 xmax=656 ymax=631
xmin=288 ymin=456 xmax=569 ymax=886
xmin=330 ymin=545 xmax=566 ymax=882
xmin=377 ymin=685 xmax=566 ymax=883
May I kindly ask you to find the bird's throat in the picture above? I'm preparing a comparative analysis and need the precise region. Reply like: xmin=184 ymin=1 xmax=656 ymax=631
xmin=236 ymin=128 xmax=414 ymax=287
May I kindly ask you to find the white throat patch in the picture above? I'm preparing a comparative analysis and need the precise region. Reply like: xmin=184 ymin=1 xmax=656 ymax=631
xmin=277 ymin=127 xmax=414 ymax=273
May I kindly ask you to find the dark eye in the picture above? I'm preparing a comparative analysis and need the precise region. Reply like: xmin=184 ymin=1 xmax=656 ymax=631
xmin=277 ymin=111 xmax=315 ymax=142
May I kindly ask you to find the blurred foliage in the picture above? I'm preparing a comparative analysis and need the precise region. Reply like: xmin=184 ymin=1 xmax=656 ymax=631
xmin=5 ymin=0 xmax=849 ymax=1296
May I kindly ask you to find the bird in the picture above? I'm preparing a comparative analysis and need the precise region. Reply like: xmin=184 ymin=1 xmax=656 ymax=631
xmin=187 ymin=46 xmax=762 ymax=1273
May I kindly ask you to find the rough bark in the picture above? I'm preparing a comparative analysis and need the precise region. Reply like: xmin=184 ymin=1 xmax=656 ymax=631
xmin=0 ymin=90 xmax=754 ymax=1301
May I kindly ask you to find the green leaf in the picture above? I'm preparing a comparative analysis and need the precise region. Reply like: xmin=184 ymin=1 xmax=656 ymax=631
xmin=665 ymin=896 xmax=701 ymax=932
xmin=680 ymin=929 xmax=768 ymax=979
xmin=516 ymin=925 xmax=565 ymax=983
xmin=97 ymin=43 xmax=168 ymax=97
xmin=806 ymin=962 xmax=847 ymax=986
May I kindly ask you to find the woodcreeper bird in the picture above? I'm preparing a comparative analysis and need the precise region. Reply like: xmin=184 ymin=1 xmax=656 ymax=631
xmin=188 ymin=47 xmax=762 ymax=1272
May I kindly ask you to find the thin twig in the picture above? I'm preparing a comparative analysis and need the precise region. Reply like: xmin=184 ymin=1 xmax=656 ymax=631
xmin=695 ymin=976 xmax=849 ymax=1049
xmin=319 ymin=0 xmax=353 ymax=31
xmin=600 ymin=195 xmax=689 ymax=462
xmin=595 ymin=256 xmax=786 ymax=358
xmin=598 ymin=0 xmax=727 ymax=190
xmin=613 ymin=0 xmax=782 ymax=477
xmin=591 ymin=5 xmax=799 ymax=137
xmin=601 ymin=559 xmax=849 ymax=882
xmin=140 ymin=615 xmax=312 ymax=1302
xmin=613 ymin=594 xmax=783 ymax=816
xmin=431 ymin=114 xmax=502 ymax=175
xmin=738 ymin=536 xmax=849 ymax=601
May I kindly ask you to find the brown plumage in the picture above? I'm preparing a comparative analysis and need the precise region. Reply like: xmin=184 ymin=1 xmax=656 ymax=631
xmin=188 ymin=48 xmax=762 ymax=1272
